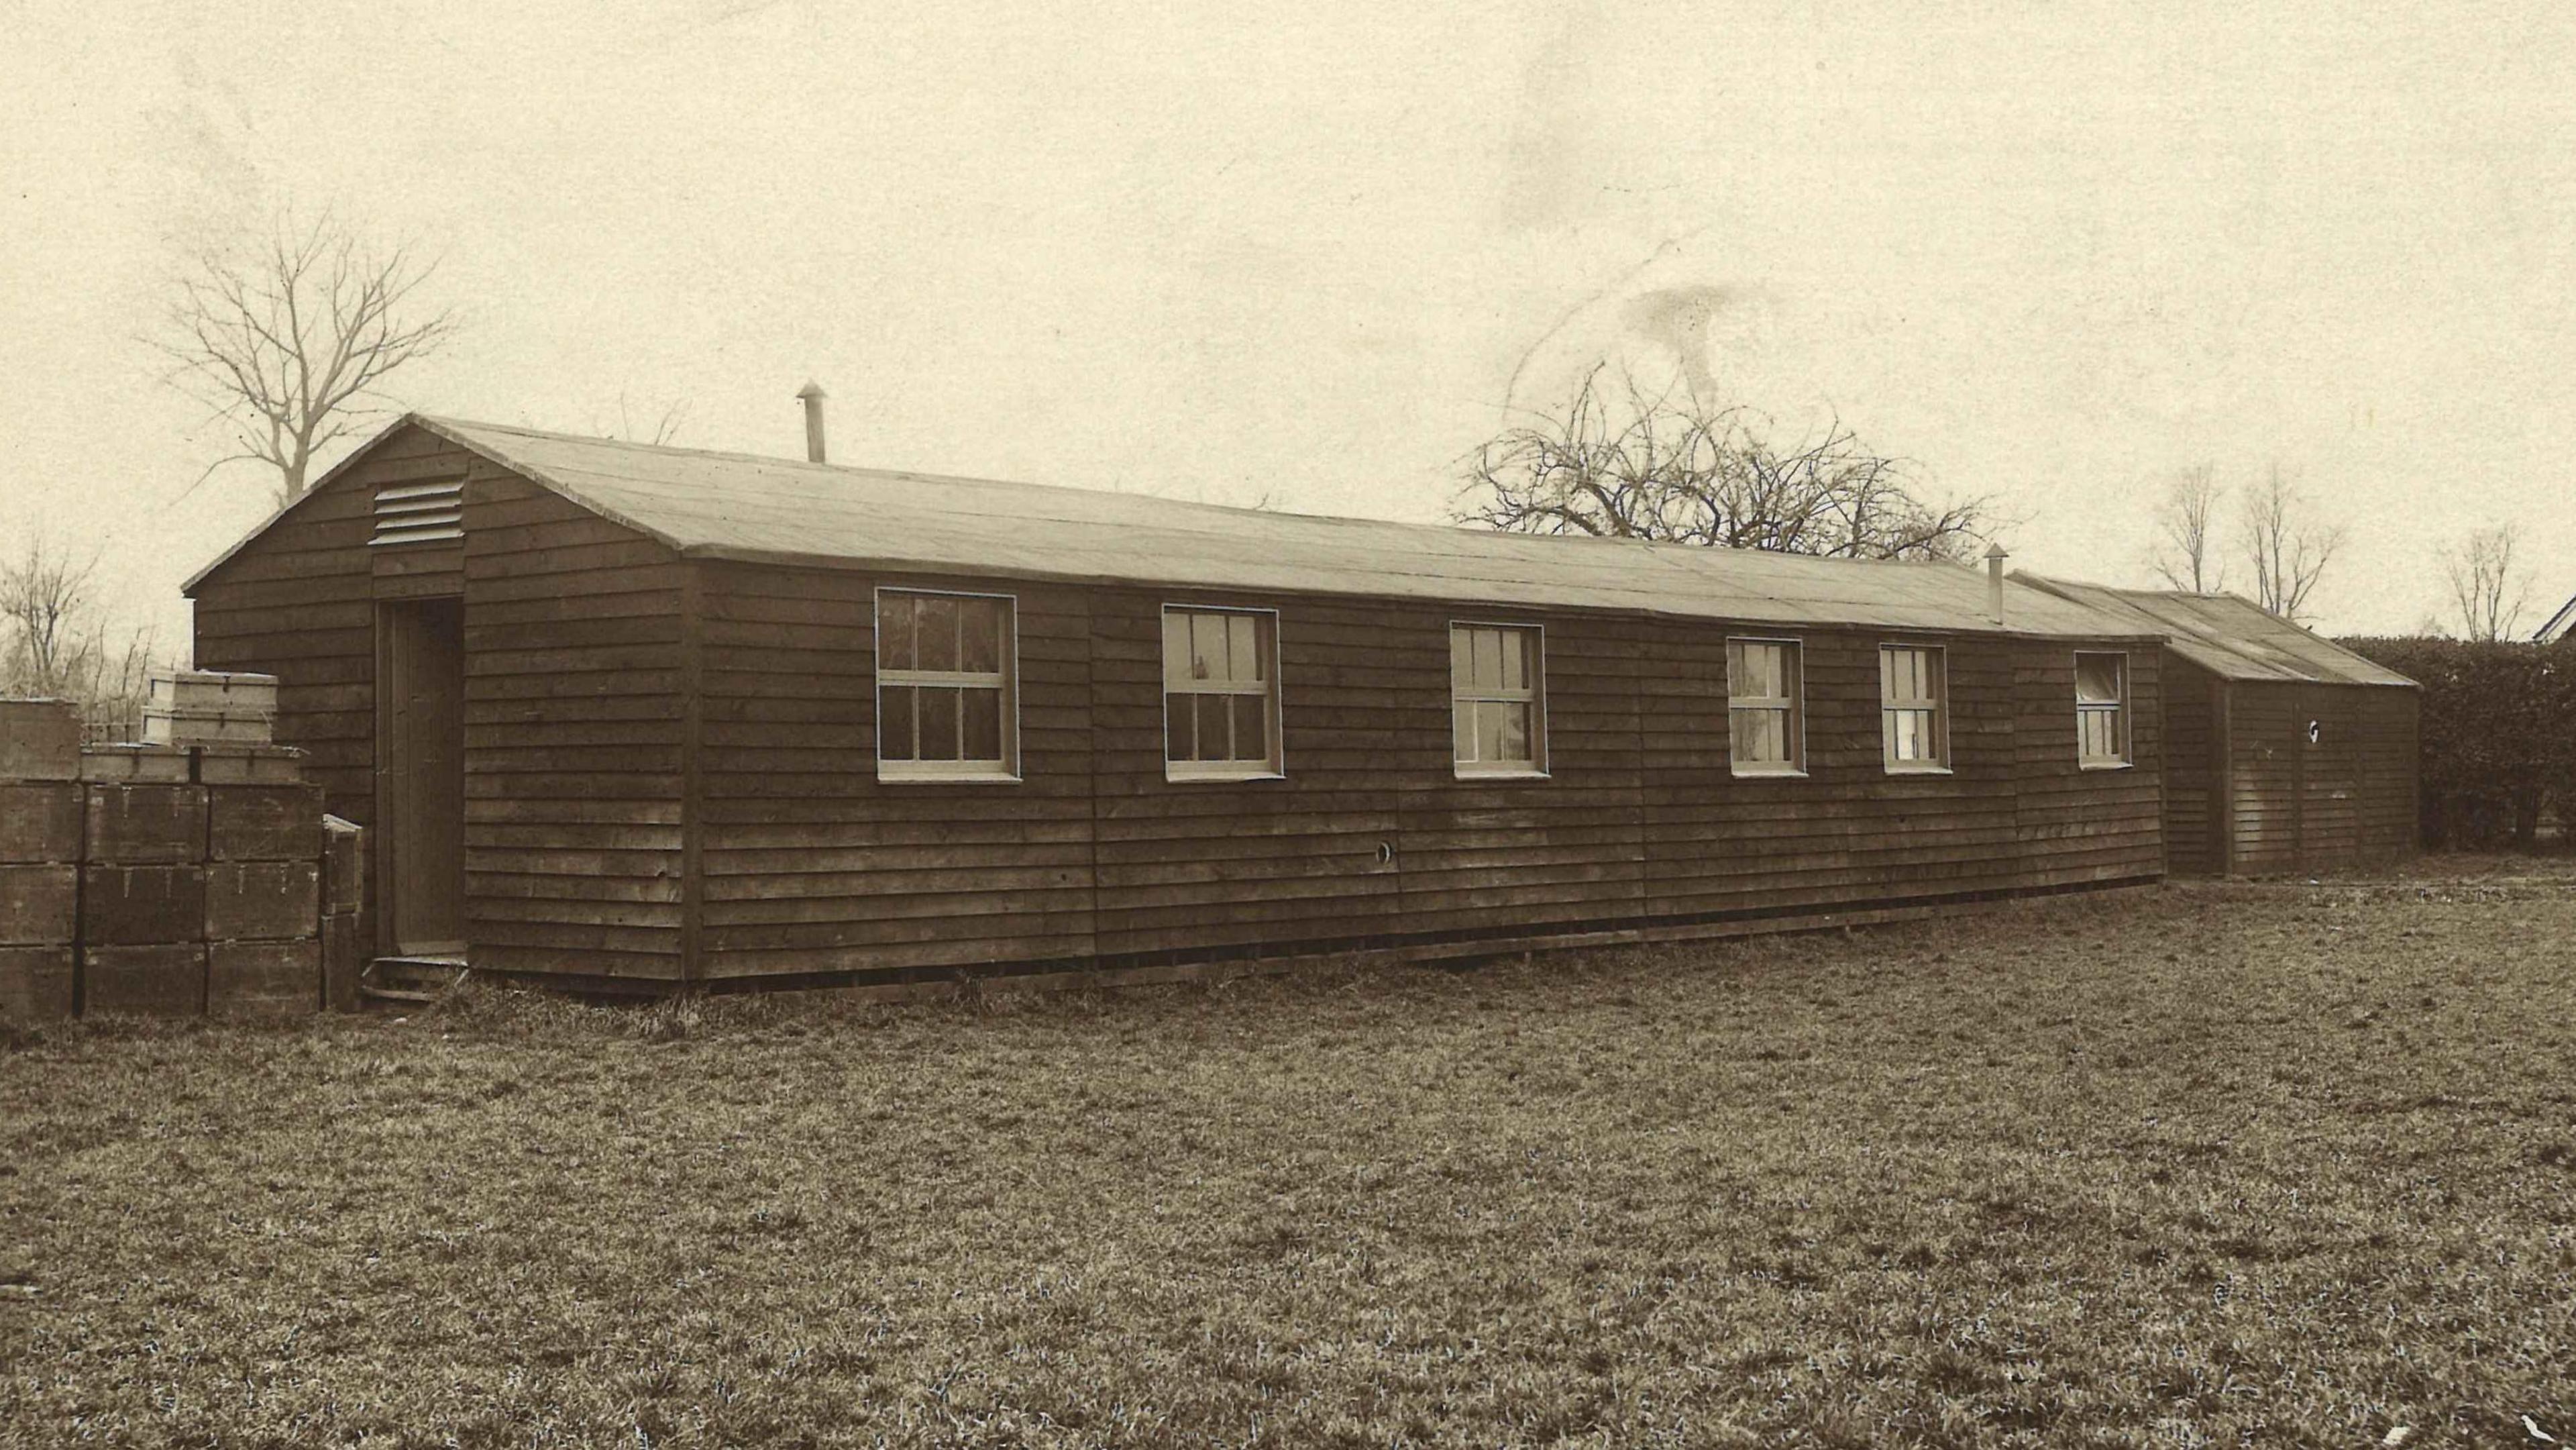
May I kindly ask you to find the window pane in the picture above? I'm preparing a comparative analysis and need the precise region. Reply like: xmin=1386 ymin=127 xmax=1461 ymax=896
xmin=916 ymin=596 xmax=958 ymax=672
xmin=880 ymin=684 xmax=916 ymax=761
xmin=1454 ymin=699 xmax=1476 ymax=761
xmin=1228 ymin=613 xmax=1262 ymax=684
xmin=960 ymin=599 xmax=1004 ymax=674
xmin=1191 ymin=613 xmax=1226 ymax=684
xmin=1501 ymin=631 xmax=1527 ymax=693
xmin=2082 ymin=709 xmax=2123 ymax=760
xmin=1498 ymin=701 xmax=1532 ymax=763
xmin=920 ymin=688 xmax=960 ymax=760
xmin=1164 ymin=612 xmax=1193 ymax=690
xmin=1452 ymin=626 xmax=1472 ymax=695
xmin=878 ymin=595 xmax=916 ymax=673
xmin=1734 ymin=707 xmax=1784 ymax=764
xmin=1165 ymin=692 xmax=1193 ymax=760
xmin=1476 ymin=700 xmax=1504 ymax=763
xmin=1890 ymin=708 xmax=1936 ymax=762
xmin=2076 ymin=654 xmax=2122 ymax=704
xmin=961 ymin=687 xmax=1003 ymax=762
xmin=1197 ymin=694 xmax=1233 ymax=761
xmin=1231 ymin=693 xmax=1268 ymax=764
xmin=1474 ymin=629 xmax=1504 ymax=692
xmin=1741 ymin=643 xmax=1782 ymax=701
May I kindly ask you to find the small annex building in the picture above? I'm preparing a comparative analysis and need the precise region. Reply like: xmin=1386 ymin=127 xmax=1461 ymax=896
xmin=2016 ymin=576 xmax=2418 ymax=877
xmin=184 ymin=413 xmax=2179 ymax=994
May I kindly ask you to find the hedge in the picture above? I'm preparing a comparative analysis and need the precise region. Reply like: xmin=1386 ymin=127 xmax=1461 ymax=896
xmin=2336 ymin=636 xmax=2576 ymax=849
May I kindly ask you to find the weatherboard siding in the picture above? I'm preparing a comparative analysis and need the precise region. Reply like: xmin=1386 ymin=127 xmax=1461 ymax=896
xmin=2212 ymin=680 xmax=2417 ymax=878
xmin=193 ymin=429 xmax=2180 ymax=989
xmin=688 ymin=561 xmax=2164 ymax=984
xmin=2160 ymin=658 xmax=2221 ymax=876
xmin=193 ymin=427 xmax=689 ymax=980
xmin=694 ymin=564 xmax=1099 ymax=976
xmin=460 ymin=470 xmax=688 ymax=979
xmin=189 ymin=427 xmax=480 ymax=926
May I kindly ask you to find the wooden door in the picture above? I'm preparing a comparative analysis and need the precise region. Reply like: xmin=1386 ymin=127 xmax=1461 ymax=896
xmin=380 ymin=597 xmax=466 ymax=955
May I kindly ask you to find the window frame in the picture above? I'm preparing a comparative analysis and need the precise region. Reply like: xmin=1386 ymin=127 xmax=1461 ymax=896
xmin=1725 ymin=635 xmax=1807 ymax=778
xmin=1878 ymin=641 xmax=1952 ymax=775
xmin=1448 ymin=619 xmax=1550 ymax=780
xmin=1160 ymin=603 xmax=1287 ymax=783
xmin=872 ymin=585 xmax=1022 ymax=785
xmin=2074 ymin=650 xmax=2132 ymax=770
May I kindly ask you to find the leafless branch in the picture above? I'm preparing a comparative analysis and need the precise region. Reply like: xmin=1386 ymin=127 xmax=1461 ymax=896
xmin=2438 ymin=522 xmax=2529 ymax=641
xmin=154 ymin=209 xmax=460 ymax=507
xmin=2238 ymin=462 xmax=2345 ymax=626
xmin=596 ymin=393 xmax=691 ymax=446
xmin=0 ymin=539 xmax=167 ymax=741
xmin=2149 ymin=463 xmax=2225 ymax=592
xmin=1454 ymin=364 xmax=1993 ymax=562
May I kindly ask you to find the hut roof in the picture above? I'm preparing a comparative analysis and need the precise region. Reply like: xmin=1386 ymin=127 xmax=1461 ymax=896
xmin=2013 ymin=574 xmax=2416 ymax=687
xmin=190 ymin=415 xmax=2159 ymax=639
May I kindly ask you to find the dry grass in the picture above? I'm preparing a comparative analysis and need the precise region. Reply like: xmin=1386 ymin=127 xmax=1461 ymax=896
xmin=4 ymin=868 xmax=2574 ymax=1447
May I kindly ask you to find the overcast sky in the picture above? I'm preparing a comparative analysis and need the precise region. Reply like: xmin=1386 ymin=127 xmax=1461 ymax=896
xmin=5 ymin=0 xmax=2572 ymax=648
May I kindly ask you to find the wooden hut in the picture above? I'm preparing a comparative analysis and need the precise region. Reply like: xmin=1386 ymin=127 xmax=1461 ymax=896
xmin=185 ymin=414 xmax=2176 ymax=994
xmin=2017 ymin=576 xmax=2418 ymax=877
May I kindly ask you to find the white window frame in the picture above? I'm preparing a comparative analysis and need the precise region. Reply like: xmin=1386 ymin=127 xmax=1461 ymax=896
xmin=1449 ymin=620 xmax=1550 ymax=780
xmin=1879 ymin=642 xmax=1951 ymax=774
xmin=1725 ymin=636 xmax=1806 ymax=778
xmin=2075 ymin=650 xmax=2132 ymax=770
xmin=873 ymin=586 xmax=1021 ymax=784
xmin=1161 ymin=604 xmax=1285 ymax=783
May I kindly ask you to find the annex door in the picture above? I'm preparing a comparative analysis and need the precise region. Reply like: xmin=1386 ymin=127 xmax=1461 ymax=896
xmin=378 ymin=597 xmax=466 ymax=956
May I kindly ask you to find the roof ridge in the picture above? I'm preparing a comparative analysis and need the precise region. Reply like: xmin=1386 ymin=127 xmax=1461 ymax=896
xmin=419 ymin=413 xmax=1998 ymax=574
xmin=190 ymin=414 xmax=2151 ymax=638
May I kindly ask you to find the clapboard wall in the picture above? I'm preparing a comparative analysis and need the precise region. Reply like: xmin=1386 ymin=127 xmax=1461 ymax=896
xmin=2194 ymin=676 xmax=2418 ymax=877
xmin=191 ymin=425 xmax=690 ymax=981
xmin=2161 ymin=656 xmax=2222 ymax=876
xmin=692 ymin=563 xmax=2166 ymax=986
xmin=459 ymin=473 xmax=687 ymax=980
xmin=198 ymin=431 xmax=2172 ymax=991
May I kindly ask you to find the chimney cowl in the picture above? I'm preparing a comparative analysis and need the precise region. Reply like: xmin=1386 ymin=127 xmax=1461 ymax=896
xmin=797 ymin=381 xmax=828 ymax=464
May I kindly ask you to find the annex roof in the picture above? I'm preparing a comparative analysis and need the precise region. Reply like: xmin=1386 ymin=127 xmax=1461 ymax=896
xmin=191 ymin=415 xmax=2160 ymax=640
xmin=2013 ymin=574 xmax=2416 ymax=688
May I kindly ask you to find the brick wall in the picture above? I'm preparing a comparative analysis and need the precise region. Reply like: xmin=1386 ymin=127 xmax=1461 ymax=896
xmin=0 ymin=697 xmax=364 ymax=1023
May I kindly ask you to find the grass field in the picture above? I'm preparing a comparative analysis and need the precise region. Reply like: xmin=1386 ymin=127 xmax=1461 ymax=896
xmin=5 ymin=866 xmax=2575 ymax=1448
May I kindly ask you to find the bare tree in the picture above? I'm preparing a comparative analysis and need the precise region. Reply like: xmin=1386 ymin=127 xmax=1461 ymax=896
xmin=2238 ymin=463 xmax=2345 ymax=626
xmin=2149 ymin=462 xmax=2225 ymax=592
xmin=0 ymin=538 xmax=95 ymax=689
xmin=158 ymin=211 xmax=460 ymax=506
xmin=0 ymin=540 xmax=164 ymax=741
xmin=596 ymin=393 xmax=691 ymax=446
xmin=2438 ymin=522 xmax=2530 ymax=641
xmin=1457 ymin=366 xmax=1991 ymax=560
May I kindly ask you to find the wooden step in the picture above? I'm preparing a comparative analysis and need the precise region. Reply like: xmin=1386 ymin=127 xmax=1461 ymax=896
xmin=362 ymin=955 xmax=468 ymax=1005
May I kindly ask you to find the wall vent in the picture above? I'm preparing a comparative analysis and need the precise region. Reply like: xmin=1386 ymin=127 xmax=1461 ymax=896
xmin=370 ymin=479 xmax=465 ymax=548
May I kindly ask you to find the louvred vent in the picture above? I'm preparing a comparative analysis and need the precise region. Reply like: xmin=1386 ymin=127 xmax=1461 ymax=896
xmin=371 ymin=479 xmax=464 ymax=547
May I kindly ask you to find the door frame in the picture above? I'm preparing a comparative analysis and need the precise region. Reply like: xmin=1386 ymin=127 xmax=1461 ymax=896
xmin=374 ymin=594 xmax=468 ymax=959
